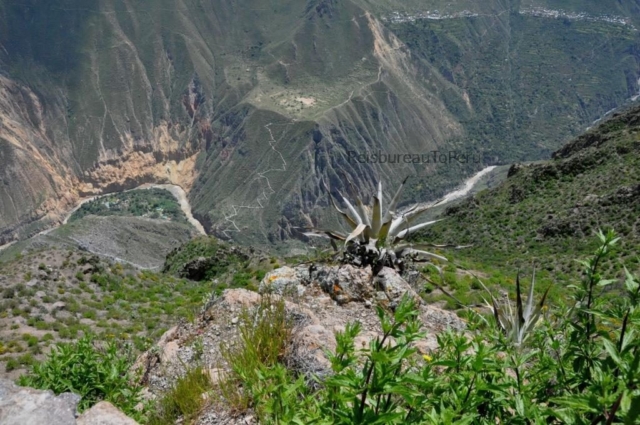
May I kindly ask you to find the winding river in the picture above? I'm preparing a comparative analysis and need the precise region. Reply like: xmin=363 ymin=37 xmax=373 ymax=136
xmin=1 ymin=166 xmax=497 ymax=252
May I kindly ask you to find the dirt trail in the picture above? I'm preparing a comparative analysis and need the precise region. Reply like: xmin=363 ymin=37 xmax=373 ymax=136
xmin=0 ymin=241 xmax=15 ymax=252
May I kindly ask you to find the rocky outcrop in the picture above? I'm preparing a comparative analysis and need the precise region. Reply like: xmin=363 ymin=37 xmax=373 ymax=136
xmin=0 ymin=379 xmax=138 ymax=425
xmin=136 ymin=264 xmax=465 ymax=422
xmin=259 ymin=264 xmax=423 ymax=308
xmin=0 ymin=379 xmax=79 ymax=425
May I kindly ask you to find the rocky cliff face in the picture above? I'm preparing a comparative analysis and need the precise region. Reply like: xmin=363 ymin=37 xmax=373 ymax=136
xmin=1 ymin=0 xmax=639 ymax=246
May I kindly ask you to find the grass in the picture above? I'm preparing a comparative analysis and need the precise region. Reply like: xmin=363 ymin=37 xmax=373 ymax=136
xmin=217 ymin=294 xmax=294 ymax=414
xmin=147 ymin=366 xmax=213 ymax=425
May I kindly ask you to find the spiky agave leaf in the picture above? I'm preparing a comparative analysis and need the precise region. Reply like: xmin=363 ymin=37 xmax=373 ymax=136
xmin=371 ymin=182 xmax=383 ymax=237
xmin=339 ymin=191 xmax=364 ymax=225
xmin=388 ymin=204 xmax=437 ymax=239
xmin=397 ymin=248 xmax=448 ymax=262
xmin=321 ymin=179 xmax=358 ymax=230
xmin=302 ymin=229 xmax=348 ymax=241
xmin=383 ymin=176 xmax=408 ymax=223
xmin=393 ymin=219 xmax=443 ymax=241
xmin=396 ymin=242 xmax=474 ymax=250
xmin=345 ymin=223 xmax=370 ymax=245
xmin=344 ymin=173 xmax=371 ymax=227
xmin=329 ymin=191 xmax=358 ymax=230
xmin=480 ymin=272 xmax=551 ymax=346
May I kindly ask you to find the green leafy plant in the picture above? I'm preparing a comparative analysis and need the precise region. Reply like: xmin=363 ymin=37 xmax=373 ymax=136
xmin=17 ymin=335 xmax=143 ymax=418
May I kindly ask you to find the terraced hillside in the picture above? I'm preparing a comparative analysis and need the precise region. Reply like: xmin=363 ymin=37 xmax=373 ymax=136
xmin=1 ymin=0 xmax=640 ymax=247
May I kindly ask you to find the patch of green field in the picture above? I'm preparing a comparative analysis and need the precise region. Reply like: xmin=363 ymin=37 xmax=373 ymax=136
xmin=69 ymin=189 xmax=188 ymax=224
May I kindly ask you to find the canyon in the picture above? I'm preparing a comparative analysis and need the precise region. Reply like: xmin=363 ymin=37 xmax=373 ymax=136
xmin=1 ymin=0 xmax=640 ymax=248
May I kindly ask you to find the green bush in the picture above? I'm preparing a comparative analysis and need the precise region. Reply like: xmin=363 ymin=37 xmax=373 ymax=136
xmin=17 ymin=335 xmax=143 ymax=419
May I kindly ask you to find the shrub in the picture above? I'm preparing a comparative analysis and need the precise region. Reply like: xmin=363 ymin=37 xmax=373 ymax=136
xmin=5 ymin=357 xmax=19 ymax=372
xmin=17 ymin=335 xmax=143 ymax=418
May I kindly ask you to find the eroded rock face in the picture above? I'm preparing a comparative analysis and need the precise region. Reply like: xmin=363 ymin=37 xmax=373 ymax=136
xmin=0 ymin=378 xmax=79 ymax=425
xmin=260 ymin=264 xmax=420 ymax=308
xmin=136 ymin=263 xmax=466 ymax=423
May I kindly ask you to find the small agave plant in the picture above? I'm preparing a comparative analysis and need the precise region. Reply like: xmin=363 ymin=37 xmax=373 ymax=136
xmin=479 ymin=271 xmax=551 ymax=347
xmin=304 ymin=177 xmax=449 ymax=271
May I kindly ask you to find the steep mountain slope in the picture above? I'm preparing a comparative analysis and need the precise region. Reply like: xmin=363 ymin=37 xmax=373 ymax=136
xmin=419 ymin=103 xmax=640 ymax=276
xmin=1 ymin=0 xmax=640 ymax=246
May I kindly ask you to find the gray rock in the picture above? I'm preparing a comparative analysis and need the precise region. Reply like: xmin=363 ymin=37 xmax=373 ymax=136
xmin=0 ymin=378 xmax=80 ymax=425
xmin=76 ymin=401 xmax=138 ymax=425
xmin=311 ymin=265 xmax=374 ymax=305
xmin=373 ymin=267 xmax=422 ymax=309
xmin=259 ymin=266 xmax=308 ymax=297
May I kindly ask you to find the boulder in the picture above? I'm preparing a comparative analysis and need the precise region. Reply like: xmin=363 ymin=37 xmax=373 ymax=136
xmin=259 ymin=266 xmax=308 ymax=296
xmin=373 ymin=267 xmax=422 ymax=309
xmin=76 ymin=401 xmax=138 ymax=425
xmin=311 ymin=264 xmax=374 ymax=305
xmin=0 ymin=378 xmax=79 ymax=425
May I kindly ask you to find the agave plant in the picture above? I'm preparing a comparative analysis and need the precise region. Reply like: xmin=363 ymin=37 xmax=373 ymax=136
xmin=304 ymin=177 xmax=450 ymax=270
xmin=480 ymin=271 xmax=551 ymax=347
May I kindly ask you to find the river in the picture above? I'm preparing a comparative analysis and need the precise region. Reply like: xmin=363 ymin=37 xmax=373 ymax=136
xmin=1 ymin=167 xmax=497 ymax=252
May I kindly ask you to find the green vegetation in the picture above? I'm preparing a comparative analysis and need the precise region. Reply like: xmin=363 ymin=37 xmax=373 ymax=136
xmin=212 ymin=233 xmax=640 ymax=423
xmin=217 ymin=294 xmax=293 ymax=413
xmin=163 ymin=237 xmax=270 ymax=290
xmin=0 ymin=249 xmax=215 ymax=374
xmin=305 ymin=178 xmax=447 ymax=270
xmin=148 ymin=366 xmax=213 ymax=425
xmin=18 ymin=335 xmax=143 ymax=419
xmin=417 ymin=105 xmax=640 ymax=294
xmin=69 ymin=189 xmax=187 ymax=224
